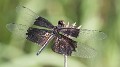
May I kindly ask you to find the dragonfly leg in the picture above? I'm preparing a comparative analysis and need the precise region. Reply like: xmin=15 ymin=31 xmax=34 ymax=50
xmin=36 ymin=43 xmax=48 ymax=55
xmin=36 ymin=35 xmax=54 ymax=55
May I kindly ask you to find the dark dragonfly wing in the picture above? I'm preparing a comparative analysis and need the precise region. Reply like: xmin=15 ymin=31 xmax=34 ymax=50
xmin=16 ymin=5 xmax=54 ymax=29
xmin=52 ymin=34 xmax=77 ymax=56
xmin=34 ymin=16 xmax=54 ymax=29
xmin=6 ymin=23 xmax=29 ymax=38
xmin=60 ymin=28 xmax=106 ymax=40
xmin=26 ymin=28 xmax=54 ymax=55
xmin=6 ymin=23 xmax=54 ymax=55
xmin=26 ymin=28 xmax=53 ymax=46
xmin=6 ymin=23 xmax=53 ymax=46
xmin=60 ymin=28 xmax=80 ymax=38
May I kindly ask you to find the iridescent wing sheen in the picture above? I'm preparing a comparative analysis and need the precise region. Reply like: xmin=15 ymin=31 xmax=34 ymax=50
xmin=72 ymin=42 xmax=97 ymax=58
xmin=16 ymin=5 xmax=54 ymax=29
xmin=60 ymin=28 xmax=80 ymax=38
xmin=26 ymin=28 xmax=53 ymax=46
xmin=52 ymin=34 xmax=77 ymax=56
xmin=79 ymin=29 xmax=107 ymax=41
xmin=6 ymin=23 xmax=29 ymax=38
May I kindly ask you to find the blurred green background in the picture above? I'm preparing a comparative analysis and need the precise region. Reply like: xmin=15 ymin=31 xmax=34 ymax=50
xmin=0 ymin=0 xmax=120 ymax=67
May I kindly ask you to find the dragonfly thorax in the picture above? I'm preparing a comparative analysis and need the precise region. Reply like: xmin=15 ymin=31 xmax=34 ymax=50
xmin=52 ymin=26 xmax=61 ymax=35
xmin=52 ymin=20 xmax=65 ymax=35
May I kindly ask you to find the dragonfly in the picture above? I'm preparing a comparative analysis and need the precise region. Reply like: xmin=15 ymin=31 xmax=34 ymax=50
xmin=6 ymin=5 xmax=106 ymax=67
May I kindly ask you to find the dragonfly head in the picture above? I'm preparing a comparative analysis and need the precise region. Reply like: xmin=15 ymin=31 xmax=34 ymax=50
xmin=58 ymin=20 xmax=65 ymax=27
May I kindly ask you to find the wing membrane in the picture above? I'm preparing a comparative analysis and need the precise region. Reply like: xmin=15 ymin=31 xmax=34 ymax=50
xmin=26 ymin=28 xmax=53 ymax=46
xmin=79 ymin=29 xmax=107 ymax=41
xmin=34 ymin=16 xmax=54 ymax=29
xmin=6 ymin=23 xmax=29 ymax=38
xmin=72 ymin=42 xmax=97 ymax=58
xmin=17 ymin=5 xmax=54 ymax=29
xmin=60 ymin=28 xmax=80 ymax=38
xmin=52 ymin=34 xmax=77 ymax=56
xmin=16 ymin=5 xmax=39 ymax=25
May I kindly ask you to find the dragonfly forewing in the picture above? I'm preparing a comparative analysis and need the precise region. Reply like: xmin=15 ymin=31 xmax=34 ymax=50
xmin=16 ymin=5 xmax=54 ymax=29
xmin=17 ymin=5 xmax=39 ymax=18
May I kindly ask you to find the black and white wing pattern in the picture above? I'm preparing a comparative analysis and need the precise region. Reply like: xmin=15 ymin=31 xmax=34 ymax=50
xmin=52 ymin=34 xmax=77 ymax=56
